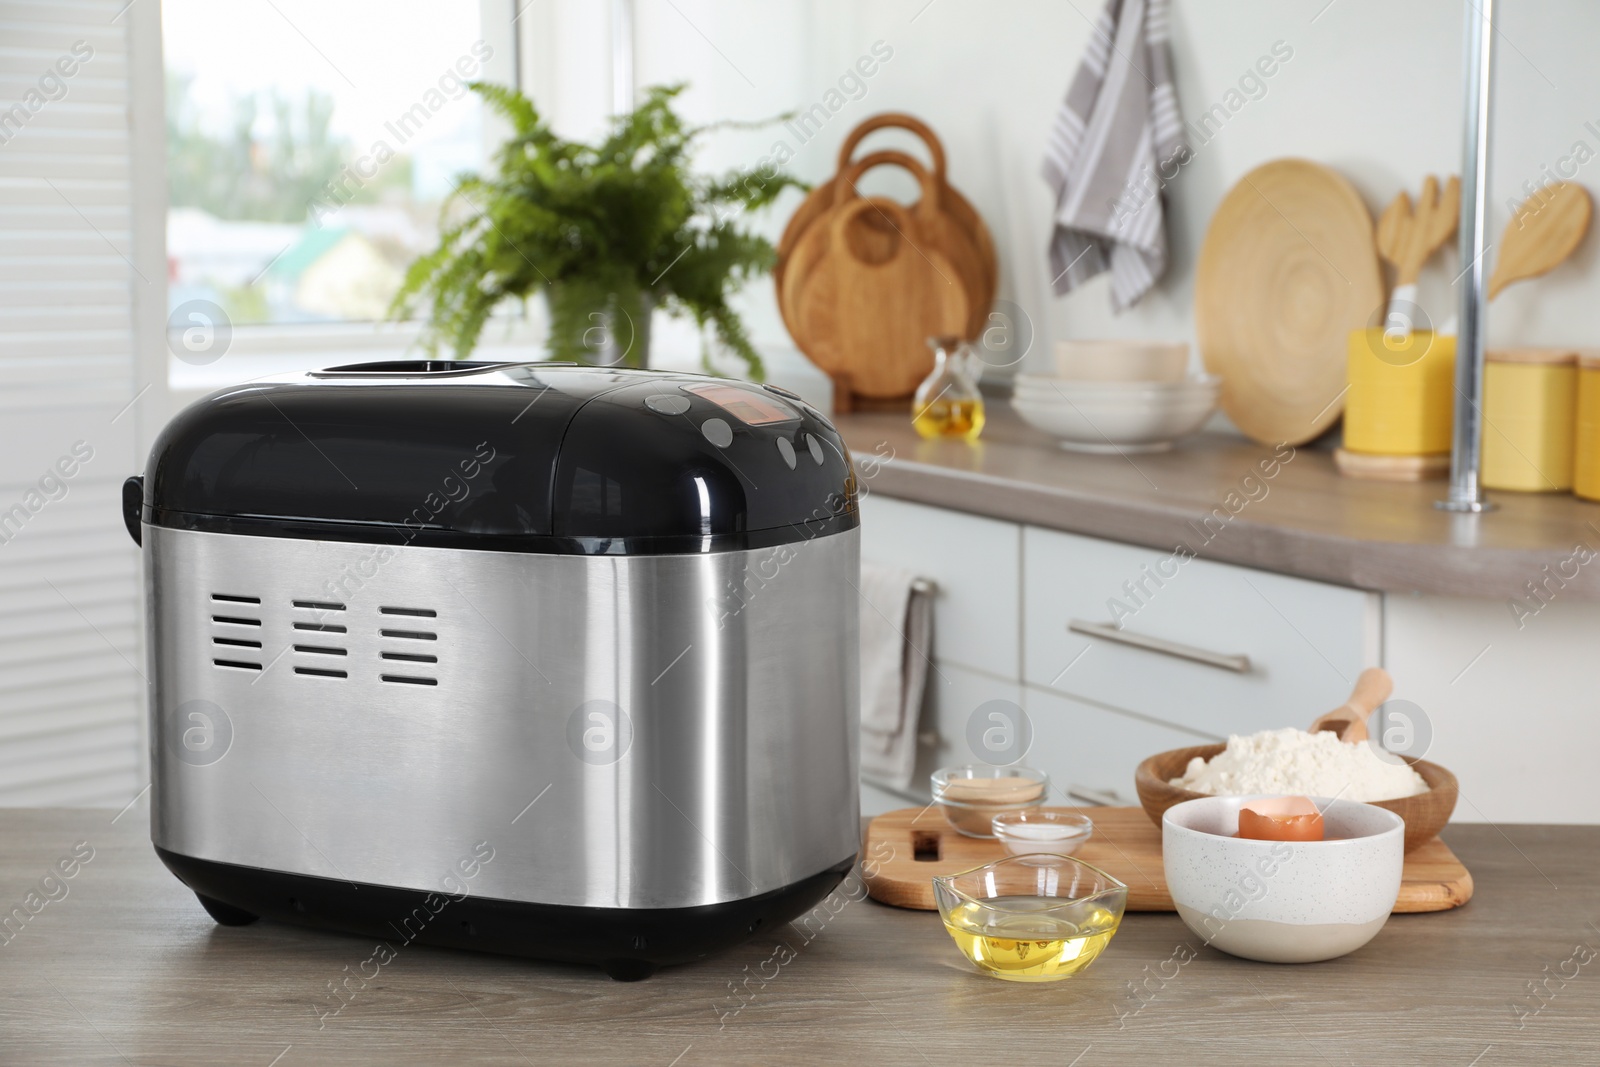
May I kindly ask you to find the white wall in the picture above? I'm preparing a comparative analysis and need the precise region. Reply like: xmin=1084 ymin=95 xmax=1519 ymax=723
xmin=523 ymin=0 xmax=1600 ymax=373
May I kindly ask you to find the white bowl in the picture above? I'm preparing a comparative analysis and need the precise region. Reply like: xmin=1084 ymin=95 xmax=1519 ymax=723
xmin=1162 ymin=796 xmax=1404 ymax=963
xmin=1055 ymin=340 xmax=1190 ymax=382
xmin=1010 ymin=392 xmax=1217 ymax=453
xmin=1012 ymin=374 xmax=1220 ymax=401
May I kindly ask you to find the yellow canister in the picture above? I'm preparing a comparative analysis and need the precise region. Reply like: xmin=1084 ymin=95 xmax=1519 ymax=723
xmin=1343 ymin=328 xmax=1455 ymax=456
xmin=1482 ymin=349 xmax=1577 ymax=492
xmin=1576 ymin=354 xmax=1600 ymax=501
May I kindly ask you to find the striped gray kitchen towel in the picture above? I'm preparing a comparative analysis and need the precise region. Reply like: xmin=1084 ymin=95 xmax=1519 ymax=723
xmin=1042 ymin=0 xmax=1187 ymax=311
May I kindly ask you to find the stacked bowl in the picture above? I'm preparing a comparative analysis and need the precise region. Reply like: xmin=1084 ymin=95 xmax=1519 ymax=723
xmin=1011 ymin=341 xmax=1219 ymax=453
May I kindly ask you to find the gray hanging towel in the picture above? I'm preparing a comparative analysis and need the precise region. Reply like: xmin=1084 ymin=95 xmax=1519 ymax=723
xmin=1042 ymin=0 xmax=1187 ymax=311
xmin=858 ymin=562 xmax=934 ymax=790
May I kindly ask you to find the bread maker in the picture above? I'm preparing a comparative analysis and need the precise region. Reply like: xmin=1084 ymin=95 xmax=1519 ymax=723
xmin=122 ymin=361 xmax=860 ymax=980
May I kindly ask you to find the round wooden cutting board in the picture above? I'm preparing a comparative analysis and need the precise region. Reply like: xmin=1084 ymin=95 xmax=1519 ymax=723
xmin=1196 ymin=159 xmax=1383 ymax=446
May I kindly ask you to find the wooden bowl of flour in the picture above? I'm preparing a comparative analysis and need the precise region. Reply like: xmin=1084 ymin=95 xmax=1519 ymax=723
xmin=1134 ymin=743 xmax=1458 ymax=853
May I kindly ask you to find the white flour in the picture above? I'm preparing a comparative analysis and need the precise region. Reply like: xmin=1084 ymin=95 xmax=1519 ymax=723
xmin=1171 ymin=727 xmax=1428 ymax=802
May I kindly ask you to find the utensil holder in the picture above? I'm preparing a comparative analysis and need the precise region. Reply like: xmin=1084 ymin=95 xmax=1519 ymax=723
xmin=1343 ymin=328 xmax=1456 ymax=456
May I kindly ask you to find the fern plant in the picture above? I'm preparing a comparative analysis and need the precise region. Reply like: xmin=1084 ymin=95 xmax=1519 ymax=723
xmin=391 ymin=83 xmax=804 ymax=378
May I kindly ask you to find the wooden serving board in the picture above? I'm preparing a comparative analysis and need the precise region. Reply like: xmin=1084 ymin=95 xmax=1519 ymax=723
xmin=863 ymin=806 xmax=1474 ymax=914
xmin=1195 ymin=158 xmax=1383 ymax=447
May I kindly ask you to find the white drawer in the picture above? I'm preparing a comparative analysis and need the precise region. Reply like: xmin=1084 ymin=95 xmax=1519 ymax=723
xmin=860 ymin=495 xmax=1021 ymax=679
xmin=1022 ymin=527 xmax=1373 ymax=737
xmin=1023 ymin=686 xmax=1220 ymax=808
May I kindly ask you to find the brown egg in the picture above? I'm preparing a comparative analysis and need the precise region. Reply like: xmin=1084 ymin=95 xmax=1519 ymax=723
xmin=1237 ymin=796 xmax=1325 ymax=842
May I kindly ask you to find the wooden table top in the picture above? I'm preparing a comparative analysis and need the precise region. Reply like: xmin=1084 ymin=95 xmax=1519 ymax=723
xmin=3 ymin=807 xmax=1596 ymax=1065
xmin=833 ymin=407 xmax=1600 ymax=601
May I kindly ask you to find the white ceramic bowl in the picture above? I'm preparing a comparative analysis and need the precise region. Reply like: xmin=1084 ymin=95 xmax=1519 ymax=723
xmin=1012 ymin=373 xmax=1220 ymax=402
xmin=1016 ymin=371 xmax=1218 ymax=390
xmin=1055 ymin=340 xmax=1190 ymax=382
xmin=1010 ymin=391 xmax=1217 ymax=453
xmin=1162 ymin=796 xmax=1404 ymax=964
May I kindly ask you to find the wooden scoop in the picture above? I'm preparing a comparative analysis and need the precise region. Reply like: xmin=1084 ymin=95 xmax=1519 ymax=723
xmin=1308 ymin=667 xmax=1393 ymax=744
xmin=1488 ymin=181 xmax=1592 ymax=300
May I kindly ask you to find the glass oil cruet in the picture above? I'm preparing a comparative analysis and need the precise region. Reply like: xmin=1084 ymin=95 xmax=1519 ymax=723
xmin=913 ymin=336 xmax=986 ymax=442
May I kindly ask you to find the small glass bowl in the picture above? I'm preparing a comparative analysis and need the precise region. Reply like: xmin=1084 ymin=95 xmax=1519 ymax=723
xmin=932 ymin=854 xmax=1128 ymax=982
xmin=992 ymin=810 xmax=1094 ymax=858
xmin=930 ymin=765 xmax=1049 ymax=838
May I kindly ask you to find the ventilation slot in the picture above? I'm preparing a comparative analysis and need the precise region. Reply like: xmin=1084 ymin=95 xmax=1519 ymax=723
xmin=379 ymin=607 xmax=440 ymax=685
xmin=213 ymin=637 xmax=262 ymax=649
xmin=294 ymin=622 xmax=347 ymax=633
xmin=294 ymin=667 xmax=347 ymax=679
xmin=294 ymin=644 xmax=347 ymax=657
xmin=380 ymin=629 xmax=436 ymax=641
xmin=381 ymin=675 xmax=438 ymax=686
xmin=294 ymin=600 xmax=346 ymax=611
xmin=210 ymin=592 xmax=264 ymax=671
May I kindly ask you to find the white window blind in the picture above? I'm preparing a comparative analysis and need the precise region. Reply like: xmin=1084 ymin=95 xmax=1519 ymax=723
xmin=0 ymin=0 xmax=152 ymax=805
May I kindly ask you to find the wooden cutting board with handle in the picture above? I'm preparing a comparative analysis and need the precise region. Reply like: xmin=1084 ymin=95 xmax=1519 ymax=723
xmin=781 ymin=150 xmax=986 ymax=353
xmin=777 ymin=112 xmax=997 ymax=342
xmin=862 ymin=806 xmax=1473 ymax=914
xmin=794 ymin=197 xmax=968 ymax=399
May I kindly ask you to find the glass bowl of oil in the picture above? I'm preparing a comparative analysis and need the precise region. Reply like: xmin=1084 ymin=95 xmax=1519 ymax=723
xmin=932 ymin=854 xmax=1127 ymax=982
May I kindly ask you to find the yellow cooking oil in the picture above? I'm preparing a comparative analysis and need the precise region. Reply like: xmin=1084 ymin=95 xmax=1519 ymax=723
xmin=943 ymin=897 xmax=1120 ymax=982
xmin=912 ymin=397 xmax=986 ymax=442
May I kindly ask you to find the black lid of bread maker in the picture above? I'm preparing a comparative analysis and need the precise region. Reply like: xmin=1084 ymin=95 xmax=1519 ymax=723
xmin=141 ymin=361 xmax=858 ymax=554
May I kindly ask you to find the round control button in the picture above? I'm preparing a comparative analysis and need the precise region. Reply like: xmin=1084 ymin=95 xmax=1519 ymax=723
xmin=702 ymin=418 xmax=734 ymax=448
xmin=644 ymin=394 xmax=690 ymax=415
xmin=776 ymin=437 xmax=797 ymax=469
xmin=806 ymin=433 xmax=825 ymax=465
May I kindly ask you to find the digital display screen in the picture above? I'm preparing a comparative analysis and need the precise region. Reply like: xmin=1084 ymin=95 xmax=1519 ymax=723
xmin=683 ymin=383 xmax=800 ymax=426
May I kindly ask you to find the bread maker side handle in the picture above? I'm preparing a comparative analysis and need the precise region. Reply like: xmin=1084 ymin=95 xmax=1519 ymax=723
xmin=122 ymin=476 xmax=142 ymax=547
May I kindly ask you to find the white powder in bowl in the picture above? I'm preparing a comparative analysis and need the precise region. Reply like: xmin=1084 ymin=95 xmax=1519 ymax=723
xmin=1170 ymin=727 xmax=1428 ymax=802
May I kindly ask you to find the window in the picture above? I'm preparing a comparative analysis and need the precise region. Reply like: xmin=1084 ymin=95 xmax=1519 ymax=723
xmin=161 ymin=0 xmax=520 ymax=389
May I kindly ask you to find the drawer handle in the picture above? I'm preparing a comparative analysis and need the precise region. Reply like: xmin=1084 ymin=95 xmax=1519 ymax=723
xmin=1067 ymin=619 xmax=1251 ymax=674
xmin=1066 ymin=785 xmax=1123 ymax=807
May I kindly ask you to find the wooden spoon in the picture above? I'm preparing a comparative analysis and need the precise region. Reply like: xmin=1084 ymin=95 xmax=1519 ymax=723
xmin=1308 ymin=667 xmax=1393 ymax=744
xmin=1488 ymin=181 xmax=1592 ymax=300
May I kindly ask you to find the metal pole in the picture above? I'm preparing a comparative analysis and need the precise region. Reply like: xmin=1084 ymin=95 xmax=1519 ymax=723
xmin=611 ymin=0 xmax=636 ymax=115
xmin=1438 ymin=0 xmax=1497 ymax=513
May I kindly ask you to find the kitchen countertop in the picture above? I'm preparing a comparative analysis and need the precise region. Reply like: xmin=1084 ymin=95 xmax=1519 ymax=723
xmin=833 ymin=407 xmax=1600 ymax=601
xmin=4 ymin=807 xmax=1596 ymax=1065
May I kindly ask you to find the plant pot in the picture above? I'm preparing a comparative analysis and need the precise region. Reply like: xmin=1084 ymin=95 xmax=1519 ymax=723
xmin=544 ymin=281 xmax=654 ymax=368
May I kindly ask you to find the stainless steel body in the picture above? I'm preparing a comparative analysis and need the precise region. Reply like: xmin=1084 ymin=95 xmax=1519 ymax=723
xmin=147 ymin=524 xmax=860 ymax=910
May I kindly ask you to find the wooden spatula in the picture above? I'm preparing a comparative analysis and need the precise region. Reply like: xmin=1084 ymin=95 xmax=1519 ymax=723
xmin=1376 ymin=176 xmax=1459 ymax=333
xmin=1489 ymin=181 xmax=1592 ymax=300
xmin=1377 ymin=176 xmax=1461 ymax=288
xmin=1309 ymin=667 xmax=1393 ymax=744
